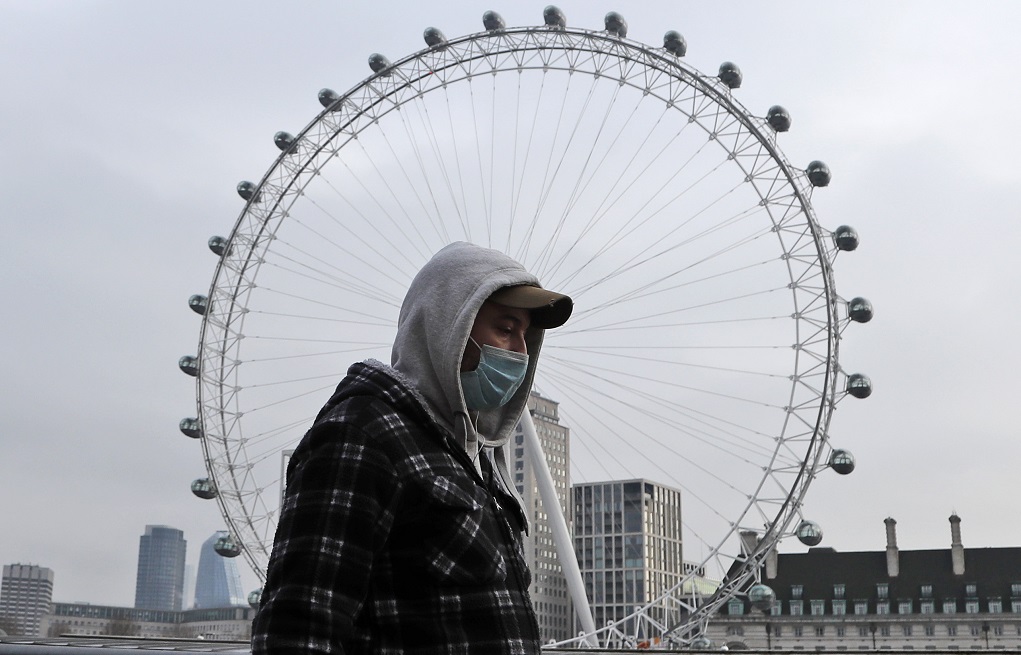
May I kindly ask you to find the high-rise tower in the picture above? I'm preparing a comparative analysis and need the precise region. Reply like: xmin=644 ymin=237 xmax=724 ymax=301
xmin=512 ymin=391 xmax=572 ymax=643
xmin=572 ymin=479 xmax=684 ymax=633
xmin=134 ymin=525 xmax=187 ymax=610
xmin=193 ymin=531 xmax=246 ymax=608
xmin=0 ymin=564 xmax=54 ymax=636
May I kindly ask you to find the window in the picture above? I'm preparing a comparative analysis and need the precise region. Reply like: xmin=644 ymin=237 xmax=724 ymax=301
xmin=947 ymin=625 xmax=957 ymax=636
xmin=836 ymin=626 xmax=845 ymax=637
xmin=924 ymin=625 xmax=935 ymax=636
xmin=790 ymin=601 xmax=804 ymax=616
xmin=811 ymin=600 xmax=826 ymax=616
xmin=880 ymin=626 xmax=890 ymax=637
xmin=969 ymin=625 xmax=981 ymax=636
xmin=943 ymin=599 xmax=958 ymax=614
xmin=903 ymin=625 xmax=913 ymax=636
xmin=876 ymin=583 xmax=889 ymax=599
xmin=728 ymin=599 xmax=744 ymax=616
xmin=1012 ymin=583 xmax=1021 ymax=597
xmin=793 ymin=626 xmax=803 ymax=637
xmin=965 ymin=583 xmax=977 ymax=596
xmin=989 ymin=598 xmax=1003 ymax=613
xmin=815 ymin=626 xmax=825 ymax=637
xmin=854 ymin=601 xmax=869 ymax=615
xmin=833 ymin=600 xmax=846 ymax=615
xmin=920 ymin=585 xmax=933 ymax=598
xmin=899 ymin=600 xmax=913 ymax=614
xmin=1012 ymin=600 xmax=1021 ymax=613
xmin=792 ymin=585 xmax=804 ymax=599
xmin=726 ymin=626 xmax=744 ymax=636
xmin=965 ymin=600 xmax=979 ymax=614
xmin=773 ymin=625 xmax=782 ymax=637
xmin=994 ymin=625 xmax=1003 ymax=636
xmin=921 ymin=601 xmax=935 ymax=614
xmin=858 ymin=626 xmax=869 ymax=637
xmin=877 ymin=602 xmax=890 ymax=615
xmin=834 ymin=583 xmax=846 ymax=599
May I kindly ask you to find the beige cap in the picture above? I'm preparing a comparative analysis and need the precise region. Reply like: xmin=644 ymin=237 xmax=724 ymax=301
xmin=488 ymin=284 xmax=573 ymax=329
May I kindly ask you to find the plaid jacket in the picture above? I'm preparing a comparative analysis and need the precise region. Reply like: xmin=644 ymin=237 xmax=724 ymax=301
xmin=251 ymin=361 xmax=541 ymax=655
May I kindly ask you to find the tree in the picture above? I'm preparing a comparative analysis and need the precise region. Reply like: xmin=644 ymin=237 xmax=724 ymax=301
xmin=103 ymin=619 xmax=139 ymax=636
xmin=0 ymin=616 xmax=21 ymax=636
xmin=47 ymin=621 xmax=71 ymax=637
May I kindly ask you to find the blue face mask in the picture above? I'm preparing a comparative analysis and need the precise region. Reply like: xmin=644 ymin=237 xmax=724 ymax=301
xmin=460 ymin=338 xmax=529 ymax=410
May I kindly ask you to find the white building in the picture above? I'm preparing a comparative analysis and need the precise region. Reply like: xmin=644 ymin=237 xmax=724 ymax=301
xmin=512 ymin=391 xmax=573 ymax=643
xmin=40 ymin=602 xmax=254 ymax=641
xmin=707 ymin=515 xmax=1021 ymax=651
xmin=0 ymin=564 xmax=54 ymax=637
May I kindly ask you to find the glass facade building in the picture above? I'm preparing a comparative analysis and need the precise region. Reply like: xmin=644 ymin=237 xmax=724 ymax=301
xmin=572 ymin=479 xmax=683 ymax=633
xmin=193 ymin=531 xmax=245 ymax=608
xmin=134 ymin=525 xmax=187 ymax=611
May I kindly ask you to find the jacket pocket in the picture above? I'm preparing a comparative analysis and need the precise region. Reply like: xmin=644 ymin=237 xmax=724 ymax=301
xmin=420 ymin=476 xmax=507 ymax=586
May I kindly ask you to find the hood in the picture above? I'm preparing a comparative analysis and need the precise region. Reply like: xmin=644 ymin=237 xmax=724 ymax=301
xmin=391 ymin=242 xmax=546 ymax=452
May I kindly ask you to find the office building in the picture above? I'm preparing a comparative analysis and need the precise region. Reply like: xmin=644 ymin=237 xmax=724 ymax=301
xmin=193 ymin=531 xmax=246 ymax=608
xmin=134 ymin=525 xmax=187 ymax=611
xmin=708 ymin=514 xmax=1021 ymax=650
xmin=0 ymin=564 xmax=54 ymax=636
xmin=512 ymin=391 xmax=572 ymax=643
xmin=573 ymin=478 xmax=685 ymax=634
xmin=41 ymin=602 xmax=254 ymax=640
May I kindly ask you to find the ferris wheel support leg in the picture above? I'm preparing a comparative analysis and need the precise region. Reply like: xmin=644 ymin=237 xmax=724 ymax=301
xmin=521 ymin=410 xmax=598 ymax=645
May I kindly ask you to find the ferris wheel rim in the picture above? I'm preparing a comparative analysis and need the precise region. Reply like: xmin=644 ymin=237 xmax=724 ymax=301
xmin=192 ymin=19 xmax=845 ymax=647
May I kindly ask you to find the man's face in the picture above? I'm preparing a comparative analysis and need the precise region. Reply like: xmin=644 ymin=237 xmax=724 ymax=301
xmin=460 ymin=300 xmax=531 ymax=372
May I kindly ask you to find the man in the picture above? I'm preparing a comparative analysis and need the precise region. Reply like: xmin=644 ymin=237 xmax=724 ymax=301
xmin=252 ymin=241 xmax=573 ymax=654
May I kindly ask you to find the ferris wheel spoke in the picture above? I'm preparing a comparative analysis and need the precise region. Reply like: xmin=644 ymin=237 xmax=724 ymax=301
xmin=542 ymin=354 xmax=792 ymax=466
xmin=253 ymin=263 xmax=402 ymax=316
xmin=542 ymin=369 xmax=741 ymax=530
xmin=469 ymin=78 xmax=495 ymax=244
xmin=512 ymin=71 xmax=586 ymax=264
xmin=531 ymin=78 xmax=628 ymax=275
xmin=543 ymin=362 xmax=773 ymax=476
xmin=541 ymin=103 xmax=680 ymax=284
xmin=365 ymin=110 xmax=455 ymax=247
xmin=402 ymin=89 xmax=475 ymax=245
xmin=293 ymin=194 xmax=422 ymax=288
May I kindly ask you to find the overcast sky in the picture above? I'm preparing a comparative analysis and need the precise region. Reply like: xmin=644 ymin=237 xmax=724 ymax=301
xmin=3 ymin=1 xmax=1020 ymax=608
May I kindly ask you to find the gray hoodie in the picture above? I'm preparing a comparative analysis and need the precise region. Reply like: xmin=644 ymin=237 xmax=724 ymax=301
xmin=391 ymin=241 xmax=546 ymax=524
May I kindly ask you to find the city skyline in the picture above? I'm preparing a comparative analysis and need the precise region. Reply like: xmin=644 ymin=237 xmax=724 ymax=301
xmin=4 ymin=1 xmax=1021 ymax=607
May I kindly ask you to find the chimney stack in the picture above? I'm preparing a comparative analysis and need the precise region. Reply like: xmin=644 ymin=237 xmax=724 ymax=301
xmin=739 ymin=530 xmax=758 ymax=558
xmin=950 ymin=514 xmax=965 ymax=575
xmin=766 ymin=545 xmax=778 ymax=580
xmin=884 ymin=517 xmax=899 ymax=577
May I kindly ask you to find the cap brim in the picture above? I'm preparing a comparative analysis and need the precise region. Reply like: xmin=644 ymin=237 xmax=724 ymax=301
xmin=488 ymin=285 xmax=574 ymax=329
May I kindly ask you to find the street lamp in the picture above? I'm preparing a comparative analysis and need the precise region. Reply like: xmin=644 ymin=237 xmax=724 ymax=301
xmin=982 ymin=622 xmax=990 ymax=649
xmin=869 ymin=623 xmax=877 ymax=650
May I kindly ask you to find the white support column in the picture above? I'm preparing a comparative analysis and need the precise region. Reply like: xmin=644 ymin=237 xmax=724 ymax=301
xmin=520 ymin=410 xmax=598 ymax=644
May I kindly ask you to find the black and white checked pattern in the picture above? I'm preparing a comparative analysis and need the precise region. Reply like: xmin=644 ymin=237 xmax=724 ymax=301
xmin=252 ymin=361 xmax=540 ymax=655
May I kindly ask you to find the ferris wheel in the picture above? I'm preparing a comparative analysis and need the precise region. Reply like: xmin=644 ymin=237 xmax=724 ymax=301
xmin=179 ymin=8 xmax=871 ymax=647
